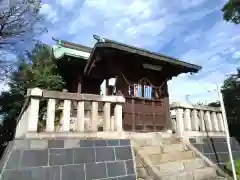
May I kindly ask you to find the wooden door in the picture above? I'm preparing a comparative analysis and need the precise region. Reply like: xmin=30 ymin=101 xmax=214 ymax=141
xmin=115 ymin=75 xmax=169 ymax=132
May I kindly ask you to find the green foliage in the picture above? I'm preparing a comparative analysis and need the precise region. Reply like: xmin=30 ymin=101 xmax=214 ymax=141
xmin=208 ymin=101 xmax=220 ymax=107
xmin=0 ymin=42 xmax=65 ymax=157
xmin=221 ymin=69 xmax=240 ymax=141
xmin=226 ymin=159 xmax=240 ymax=178
xmin=222 ymin=1 xmax=240 ymax=24
xmin=0 ymin=0 xmax=47 ymax=82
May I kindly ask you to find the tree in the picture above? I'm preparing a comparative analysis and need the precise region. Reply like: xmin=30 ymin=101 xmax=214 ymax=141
xmin=208 ymin=101 xmax=220 ymax=107
xmin=0 ymin=42 xmax=65 ymax=157
xmin=0 ymin=0 xmax=46 ymax=82
xmin=222 ymin=0 xmax=240 ymax=24
xmin=221 ymin=69 xmax=240 ymax=141
xmin=0 ymin=0 xmax=44 ymax=47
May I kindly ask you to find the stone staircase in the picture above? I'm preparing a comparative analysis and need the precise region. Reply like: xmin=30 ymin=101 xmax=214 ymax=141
xmin=131 ymin=133 xmax=229 ymax=180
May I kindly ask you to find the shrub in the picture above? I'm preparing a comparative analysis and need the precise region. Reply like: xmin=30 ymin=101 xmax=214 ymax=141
xmin=226 ymin=159 xmax=240 ymax=178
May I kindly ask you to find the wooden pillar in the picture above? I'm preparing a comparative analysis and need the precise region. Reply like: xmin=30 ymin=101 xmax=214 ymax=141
xmin=77 ymin=76 xmax=82 ymax=93
xmin=152 ymin=101 xmax=156 ymax=131
xmin=141 ymin=83 xmax=144 ymax=98
xmin=164 ymin=97 xmax=171 ymax=130
xmin=116 ymin=75 xmax=129 ymax=96
xmin=132 ymin=99 xmax=135 ymax=131
xmin=105 ymin=79 xmax=109 ymax=95
xmin=163 ymin=83 xmax=171 ymax=131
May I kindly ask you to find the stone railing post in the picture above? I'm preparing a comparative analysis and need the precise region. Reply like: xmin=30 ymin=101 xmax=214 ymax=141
xmin=175 ymin=108 xmax=184 ymax=137
xmin=114 ymin=103 xmax=123 ymax=132
xmin=204 ymin=111 xmax=213 ymax=132
xmin=101 ymin=95 xmax=125 ymax=132
xmin=77 ymin=101 xmax=85 ymax=132
xmin=15 ymin=101 xmax=30 ymax=138
xmin=62 ymin=99 xmax=71 ymax=132
xmin=191 ymin=109 xmax=199 ymax=131
xmin=183 ymin=108 xmax=191 ymax=130
xmin=199 ymin=110 xmax=205 ymax=131
xmin=46 ymin=99 xmax=56 ymax=132
xmin=217 ymin=113 xmax=225 ymax=132
xmin=211 ymin=112 xmax=219 ymax=132
xmin=171 ymin=102 xmax=225 ymax=137
xmin=21 ymin=89 xmax=126 ymax=134
xmin=103 ymin=102 xmax=111 ymax=131
xmin=170 ymin=110 xmax=177 ymax=132
xmin=27 ymin=88 xmax=43 ymax=132
xmin=91 ymin=101 xmax=99 ymax=132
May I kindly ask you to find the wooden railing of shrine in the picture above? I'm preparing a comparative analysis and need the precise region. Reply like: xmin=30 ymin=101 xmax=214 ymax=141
xmin=170 ymin=103 xmax=226 ymax=137
xmin=15 ymin=88 xmax=125 ymax=138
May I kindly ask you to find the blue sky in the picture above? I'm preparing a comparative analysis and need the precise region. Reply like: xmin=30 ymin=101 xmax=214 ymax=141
xmin=2 ymin=0 xmax=240 ymax=104
xmin=37 ymin=0 xmax=240 ymax=104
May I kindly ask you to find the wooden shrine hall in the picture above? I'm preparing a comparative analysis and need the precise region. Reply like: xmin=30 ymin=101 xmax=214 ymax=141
xmin=52 ymin=35 xmax=202 ymax=132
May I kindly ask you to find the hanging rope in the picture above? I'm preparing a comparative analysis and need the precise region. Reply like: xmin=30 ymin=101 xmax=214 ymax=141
xmin=121 ymin=73 xmax=168 ymax=90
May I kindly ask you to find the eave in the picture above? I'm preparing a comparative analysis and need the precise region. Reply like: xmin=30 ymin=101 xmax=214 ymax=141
xmin=84 ymin=36 xmax=202 ymax=76
xmin=52 ymin=38 xmax=92 ymax=60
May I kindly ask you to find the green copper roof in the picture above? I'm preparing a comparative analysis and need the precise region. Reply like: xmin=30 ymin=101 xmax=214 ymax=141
xmin=52 ymin=39 xmax=91 ymax=60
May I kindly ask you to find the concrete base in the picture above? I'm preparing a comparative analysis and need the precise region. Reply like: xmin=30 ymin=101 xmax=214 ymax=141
xmin=23 ymin=131 xmax=172 ymax=140
xmin=189 ymin=136 xmax=240 ymax=171
xmin=0 ymin=138 xmax=137 ymax=180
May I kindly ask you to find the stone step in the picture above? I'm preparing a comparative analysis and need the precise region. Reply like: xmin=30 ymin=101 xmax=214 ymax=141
xmin=182 ymin=158 xmax=206 ymax=171
xmin=140 ymin=142 xmax=186 ymax=154
xmin=133 ymin=138 xmax=162 ymax=147
xmin=140 ymin=146 xmax=162 ymax=154
xmin=193 ymin=167 xmax=218 ymax=180
xmin=212 ymin=177 xmax=228 ymax=180
xmin=161 ymin=137 xmax=181 ymax=145
xmin=154 ymin=158 xmax=206 ymax=174
xmin=162 ymin=143 xmax=186 ymax=153
xmin=148 ymin=150 xmax=195 ymax=165
xmin=160 ymin=167 xmax=218 ymax=180
xmin=133 ymin=137 xmax=182 ymax=147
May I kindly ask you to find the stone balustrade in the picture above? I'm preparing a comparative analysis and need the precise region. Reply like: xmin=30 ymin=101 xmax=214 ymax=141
xmin=15 ymin=88 xmax=125 ymax=138
xmin=170 ymin=102 xmax=226 ymax=137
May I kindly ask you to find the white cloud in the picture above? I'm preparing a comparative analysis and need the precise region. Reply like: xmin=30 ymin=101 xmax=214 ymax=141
xmin=69 ymin=15 xmax=96 ymax=34
xmin=39 ymin=0 xmax=240 ymax=104
xmin=233 ymin=51 xmax=240 ymax=59
xmin=59 ymin=0 xmax=77 ymax=8
xmin=40 ymin=4 xmax=58 ymax=23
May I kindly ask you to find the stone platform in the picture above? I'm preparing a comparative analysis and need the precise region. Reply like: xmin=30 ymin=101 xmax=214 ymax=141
xmin=0 ymin=138 xmax=137 ymax=180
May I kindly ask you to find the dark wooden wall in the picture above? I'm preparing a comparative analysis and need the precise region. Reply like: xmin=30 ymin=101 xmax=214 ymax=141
xmin=115 ymin=73 xmax=170 ymax=132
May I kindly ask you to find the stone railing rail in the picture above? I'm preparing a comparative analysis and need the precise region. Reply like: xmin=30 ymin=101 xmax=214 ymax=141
xmin=170 ymin=102 xmax=225 ymax=137
xmin=15 ymin=88 xmax=125 ymax=138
